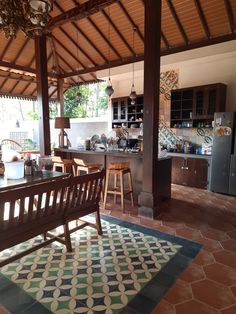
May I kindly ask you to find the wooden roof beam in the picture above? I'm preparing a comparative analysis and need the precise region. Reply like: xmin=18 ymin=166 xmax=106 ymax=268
xmin=0 ymin=60 xmax=35 ymax=74
xmin=51 ymin=35 xmax=97 ymax=81
xmin=101 ymin=8 xmax=135 ymax=55
xmin=117 ymin=1 xmax=144 ymax=42
xmin=0 ymin=37 xmax=15 ymax=60
xmin=60 ymin=54 xmax=143 ymax=78
xmin=60 ymin=32 xmax=236 ymax=79
xmin=48 ymin=0 xmax=119 ymax=30
xmin=166 ymin=0 xmax=189 ymax=45
xmin=55 ymin=1 xmax=108 ymax=63
xmin=194 ymin=0 xmax=211 ymax=39
xmin=224 ymin=0 xmax=236 ymax=33
xmin=87 ymin=16 xmax=122 ymax=59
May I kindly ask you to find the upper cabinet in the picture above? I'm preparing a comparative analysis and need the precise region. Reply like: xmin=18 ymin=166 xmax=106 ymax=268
xmin=112 ymin=95 xmax=144 ymax=129
xmin=170 ymin=83 xmax=227 ymax=128
xmin=112 ymin=97 xmax=128 ymax=128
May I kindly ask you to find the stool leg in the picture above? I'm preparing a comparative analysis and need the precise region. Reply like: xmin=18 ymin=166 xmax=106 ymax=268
xmin=128 ymin=172 xmax=134 ymax=207
xmin=103 ymin=170 xmax=109 ymax=210
xmin=114 ymin=173 xmax=117 ymax=204
xmin=120 ymin=171 xmax=124 ymax=212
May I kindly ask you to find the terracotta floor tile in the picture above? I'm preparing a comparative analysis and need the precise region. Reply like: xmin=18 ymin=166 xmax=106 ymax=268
xmin=220 ymin=239 xmax=236 ymax=253
xmin=221 ymin=305 xmax=236 ymax=314
xmin=151 ymin=300 xmax=175 ymax=314
xmin=227 ymin=230 xmax=236 ymax=240
xmin=204 ymin=263 xmax=236 ymax=286
xmin=180 ymin=263 xmax=205 ymax=283
xmin=175 ymin=300 xmax=219 ymax=314
xmin=192 ymin=279 xmax=235 ymax=309
xmin=175 ymin=226 xmax=201 ymax=240
xmin=231 ymin=285 xmax=236 ymax=298
xmin=193 ymin=249 xmax=215 ymax=266
xmin=193 ymin=236 xmax=222 ymax=252
xmin=155 ymin=225 xmax=176 ymax=236
xmin=200 ymin=227 xmax=230 ymax=241
xmin=164 ymin=279 xmax=192 ymax=304
xmin=213 ymin=250 xmax=236 ymax=269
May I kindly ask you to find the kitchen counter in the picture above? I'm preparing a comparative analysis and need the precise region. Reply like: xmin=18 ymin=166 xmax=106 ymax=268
xmin=54 ymin=148 xmax=171 ymax=202
xmin=166 ymin=152 xmax=212 ymax=160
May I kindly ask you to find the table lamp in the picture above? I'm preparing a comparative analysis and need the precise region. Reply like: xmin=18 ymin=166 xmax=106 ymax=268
xmin=54 ymin=117 xmax=70 ymax=148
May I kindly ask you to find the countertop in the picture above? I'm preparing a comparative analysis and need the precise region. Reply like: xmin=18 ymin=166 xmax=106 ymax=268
xmin=166 ymin=152 xmax=212 ymax=160
xmin=55 ymin=148 xmax=171 ymax=161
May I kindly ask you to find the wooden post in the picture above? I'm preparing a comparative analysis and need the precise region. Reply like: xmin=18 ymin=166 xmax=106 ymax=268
xmin=138 ymin=0 xmax=162 ymax=218
xmin=35 ymin=35 xmax=51 ymax=156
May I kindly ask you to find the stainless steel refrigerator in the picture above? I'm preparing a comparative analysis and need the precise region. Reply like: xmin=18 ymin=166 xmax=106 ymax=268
xmin=210 ymin=112 xmax=236 ymax=196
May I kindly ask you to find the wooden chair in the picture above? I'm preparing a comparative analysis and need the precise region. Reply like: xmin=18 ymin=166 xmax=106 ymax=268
xmin=103 ymin=162 xmax=134 ymax=212
xmin=73 ymin=158 xmax=102 ymax=176
xmin=1 ymin=139 xmax=22 ymax=151
xmin=52 ymin=156 xmax=73 ymax=173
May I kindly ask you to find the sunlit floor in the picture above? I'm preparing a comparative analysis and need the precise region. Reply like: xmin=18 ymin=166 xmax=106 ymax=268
xmin=101 ymin=184 xmax=236 ymax=314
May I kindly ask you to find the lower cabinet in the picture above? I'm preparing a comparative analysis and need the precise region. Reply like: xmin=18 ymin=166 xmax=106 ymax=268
xmin=171 ymin=157 xmax=208 ymax=189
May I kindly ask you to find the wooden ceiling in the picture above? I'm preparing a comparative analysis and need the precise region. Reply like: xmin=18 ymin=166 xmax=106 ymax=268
xmin=0 ymin=0 xmax=235 ymax=100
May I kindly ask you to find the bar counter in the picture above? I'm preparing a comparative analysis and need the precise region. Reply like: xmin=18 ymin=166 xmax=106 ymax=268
xmin=54 ymin=148 xmax=171 ymax=203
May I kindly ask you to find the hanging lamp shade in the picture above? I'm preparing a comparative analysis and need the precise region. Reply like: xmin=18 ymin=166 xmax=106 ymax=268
xmin=105 ymin=77 xmax=114 ymax=97
xmin=54 ymin=117 xmax=70 ymax=129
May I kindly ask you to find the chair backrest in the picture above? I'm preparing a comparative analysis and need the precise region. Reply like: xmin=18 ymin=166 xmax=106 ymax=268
xmin=65 ymin=170 xmax=105 ymax=218
xmin=52 ymin=156 xmax=63 ymax=163
xmin=73 ymin=158 xmax=87 ymax=166
xmin=0 ymin=176 xmax=70 ymax=250
xmin=1 ymin=139 xmax=22 ymax=151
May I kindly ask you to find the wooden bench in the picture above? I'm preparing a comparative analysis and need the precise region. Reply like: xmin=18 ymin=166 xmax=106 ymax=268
xmin=0 ymin=170 xmax=104 ymax=267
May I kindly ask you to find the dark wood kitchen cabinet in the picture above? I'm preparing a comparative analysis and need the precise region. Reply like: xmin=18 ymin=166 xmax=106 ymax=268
xmin=171 ymin=156 xmax=208 ymax=189
xmin=112 ymin=97 xmax=128 ymax=128
xmin=170 ymin=83 xmax=226 ymax=128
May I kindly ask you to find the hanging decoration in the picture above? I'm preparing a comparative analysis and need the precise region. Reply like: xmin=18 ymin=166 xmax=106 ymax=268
xmin=0 ymin=0 xmax=53 ymax=39
xmin=105 ymin=6 xmax=114 ymax=98
xmin=129 ymin=27 xmax=137 ymax=105
xmin=75 ymin=28 xmax=82 ymax=103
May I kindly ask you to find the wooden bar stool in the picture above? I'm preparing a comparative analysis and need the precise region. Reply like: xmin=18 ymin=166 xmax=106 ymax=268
xmin=103 ymin=162 xmax=134 ymax=212
xmin=73 ymin=158 xmax=102 ymax=176
xmin=52 ymin=156 xmax=73 ymax=173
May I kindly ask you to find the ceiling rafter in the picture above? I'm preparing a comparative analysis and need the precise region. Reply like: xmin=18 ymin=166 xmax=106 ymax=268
xmin=117 ymin=1 xmax=144 ymax=42
xmin=57 ymin=1 xmax=108 ymax=63
xmin=48 ymin=0 xmax=119 ymax=30
xmin=101 ymin=8 xmax=135 ymax=55
xmin=60 ymin=54 xmax=143 ymax=78
xmin=51 ymin=34 xmax=97 ymax=81
xmin=161 ymin=31 xmax=170 ymax=49
xmin=224 ymin=0 xmax=236 ymax=33
xmin=140 ymin=0 xmax=170 ymax=50
xmin=0 ymin=37 xmax=31 ymax=90
xmin=87 ymin=16 xmax=122 ymax=59
xmin=0 ymin=36 xmax=15 ymax=60
xmin=194 ymin=0 xmax=211 ymax=39
xmin=166 ymin=0 xmax=189 ymax=45
xmin=8 ymin=56 xmax=35 ymax=94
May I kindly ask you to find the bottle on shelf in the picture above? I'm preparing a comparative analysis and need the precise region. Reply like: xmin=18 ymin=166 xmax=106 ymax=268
xmin=24 ymin=154 xmax=32 ymax=176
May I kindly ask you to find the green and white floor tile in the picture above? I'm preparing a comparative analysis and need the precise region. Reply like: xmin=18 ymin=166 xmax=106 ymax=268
xmin=0 ymin=215 xmax=202 ymax=314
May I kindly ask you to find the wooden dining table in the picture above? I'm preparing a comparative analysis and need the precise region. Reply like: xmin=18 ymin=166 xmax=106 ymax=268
xmin=0 ymin=170 xmax=69 ymax=192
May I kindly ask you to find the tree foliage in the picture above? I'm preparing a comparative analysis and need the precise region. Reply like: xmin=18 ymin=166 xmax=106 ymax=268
xmin=64 ymin=82 xmax=108 ymax=118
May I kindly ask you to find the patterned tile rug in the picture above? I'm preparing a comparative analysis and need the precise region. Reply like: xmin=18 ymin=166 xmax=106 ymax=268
xmin=0 ymin=215 xmax=202 ymax=314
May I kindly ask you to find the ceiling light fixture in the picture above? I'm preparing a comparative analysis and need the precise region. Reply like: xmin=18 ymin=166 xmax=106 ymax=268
xmin=129 ymin=27 xmax=137 ymax=105
xmin=105 ymin=6 xmax=114 ymax=98
xmin=0 ymin=0 xmax=53 ymax=39
xmin=76 ymin=28 xmax=82 ymax=103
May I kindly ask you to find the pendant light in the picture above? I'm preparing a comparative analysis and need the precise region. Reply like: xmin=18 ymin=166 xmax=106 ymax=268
xmin=129 ymin=27 xmax=137 ymax=105
xmin=105 ymin=6 xmax=114 ymax=98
